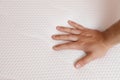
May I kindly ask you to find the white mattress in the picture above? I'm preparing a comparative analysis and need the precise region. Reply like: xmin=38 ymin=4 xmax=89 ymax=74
xmin=0 ymin=0 xmax=120 ymax=80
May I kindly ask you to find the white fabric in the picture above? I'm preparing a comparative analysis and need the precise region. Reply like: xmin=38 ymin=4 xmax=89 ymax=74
xmin=0 ymin=0 xmax=120 ymax=80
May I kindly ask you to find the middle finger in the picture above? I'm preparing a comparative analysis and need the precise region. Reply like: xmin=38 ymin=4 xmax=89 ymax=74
xmin=52 ymin=34 xmax=79 ymax=41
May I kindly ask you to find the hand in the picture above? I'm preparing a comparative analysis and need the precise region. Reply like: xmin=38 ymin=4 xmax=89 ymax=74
xmin=52 ymin=20 xmax=110 ymax=69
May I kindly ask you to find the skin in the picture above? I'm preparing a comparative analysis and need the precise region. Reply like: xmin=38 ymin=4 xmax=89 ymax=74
xmin=51 ymin=20 xmax=120 ymax=69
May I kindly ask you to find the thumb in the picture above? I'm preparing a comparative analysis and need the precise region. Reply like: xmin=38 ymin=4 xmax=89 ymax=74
xmin=74 ymin=53 xmax=94 ymax=69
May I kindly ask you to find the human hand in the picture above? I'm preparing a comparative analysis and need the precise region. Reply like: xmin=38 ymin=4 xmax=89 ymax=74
xmin=52 ymin=20 xmax=110 ymax=69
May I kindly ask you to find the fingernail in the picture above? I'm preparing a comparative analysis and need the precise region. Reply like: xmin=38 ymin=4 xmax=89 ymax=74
xmin=69 ymin=20 xmax=74 ymax=23
xmin=53 ymin=46 xmax=58 ymax=50
xmin=52 ymin=35 xmax=55 ymax=38
xmin=56 ymin=26 xmax=61 ymax=30
xmin=68 ymin=20 xmax=72 ymax=23
xmin=75 ymin=64 xmax=81 ymax=69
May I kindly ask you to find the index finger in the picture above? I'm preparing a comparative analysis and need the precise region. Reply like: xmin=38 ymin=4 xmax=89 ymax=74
xmin=68 ymin=20 xmax=85 ymax=30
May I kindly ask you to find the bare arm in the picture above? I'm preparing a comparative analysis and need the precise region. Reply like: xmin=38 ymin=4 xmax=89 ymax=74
xmin=103 ymin=20 xmax=120 ymax=47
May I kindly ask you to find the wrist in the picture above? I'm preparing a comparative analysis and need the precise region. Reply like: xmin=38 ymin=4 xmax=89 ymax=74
xmin=102 ymin=30 xmax=114 ymax=48
xmin=102 ymin=20 xmax=120 ymax=49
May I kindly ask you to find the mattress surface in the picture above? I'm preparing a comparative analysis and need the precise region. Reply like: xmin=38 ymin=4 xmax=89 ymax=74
xmin=0 ymin=0 xmax=120 ymax=80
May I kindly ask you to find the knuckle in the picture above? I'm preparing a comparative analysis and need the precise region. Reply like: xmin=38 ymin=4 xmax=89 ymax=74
xmin=67 ymin=34 xmax=74 ymax=38
xmin=69 ymin=28 xmax=73 ymax=32
xmin=55 ymin=35 xmax=60 ymax=39
xmin=64 ymin=27 xmax=69 ymax=31
xmin=71 ymin=29 xmax=80 ymax=34
xmin=60 ymin=27 xmax=65 ymax=30
xmin=67 ymin=35 xmax=71 ymax=38
xmin=64 ymin=27 xmax=72 ymax=32
xmin=55 ymin=35 xmax=65 ymax=39
xmin=67 ymin=43 xmax=72 ymax=46
xmin=60 ymin=35 xmax=67 ymax=39
xmin=71 ymin=34 xmax=77 ymax=38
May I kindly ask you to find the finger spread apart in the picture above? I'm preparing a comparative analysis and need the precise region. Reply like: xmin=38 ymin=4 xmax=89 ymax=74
xmin=53 ymin=42 xmax=77 ymax=50
xmin=68 ymin=20 xmax=85 ymax=30
xmin=56 ymin=26 xmax=81 ymax=34
xmin=52 ymin=34 xmax=79 ymax=41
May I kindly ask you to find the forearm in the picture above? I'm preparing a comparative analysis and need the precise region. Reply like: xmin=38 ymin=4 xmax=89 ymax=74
xmin=103 ymin=20 xmax=120 ymax=47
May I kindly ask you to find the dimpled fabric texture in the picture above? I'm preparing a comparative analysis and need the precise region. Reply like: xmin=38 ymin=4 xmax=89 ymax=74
xmin=0 ymin=0 xmax=120 ymax=80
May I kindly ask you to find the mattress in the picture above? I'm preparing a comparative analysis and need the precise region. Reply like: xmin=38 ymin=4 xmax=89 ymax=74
xmin=0 ymin=0 xmax=120 ymax=80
